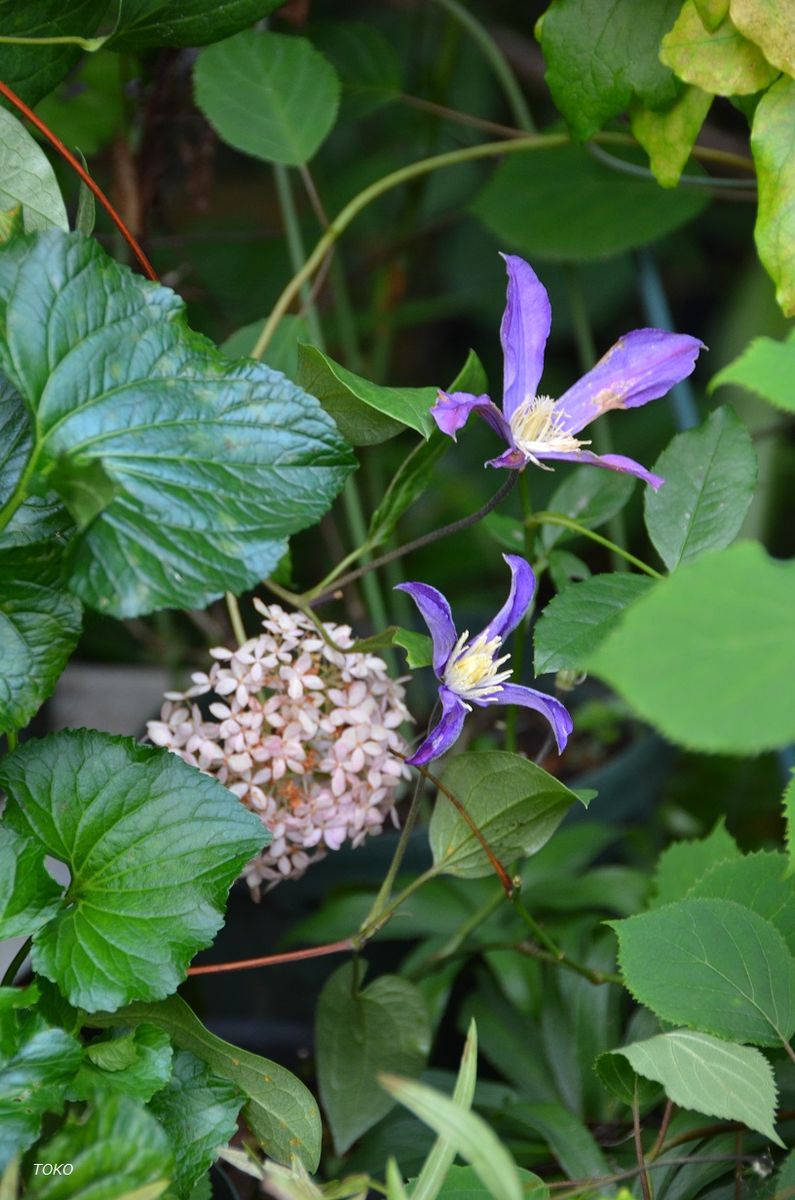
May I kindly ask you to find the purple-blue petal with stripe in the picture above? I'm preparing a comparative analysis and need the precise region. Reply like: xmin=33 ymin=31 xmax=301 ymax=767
xmin=555 ymin=329 xmax=705 ymax=435
xmin=432 ymin=391 xmax=512 ymax=443
xmin=500 ymin=254 xmax=552 ymax=423
xmin=394 ymin=581 xmax=457 ymax=676
xmin=474 ymin=682 xmax=573 ymax=754
xmin=486 ymin=446 xmax=527 ymax=470
xmin=535 ymin=447 xmax=664 ymax=490
xmin=483 ymin=554 xmax=535 ymax=643
xmin=406 ymin=686 xmax=468 ymax=766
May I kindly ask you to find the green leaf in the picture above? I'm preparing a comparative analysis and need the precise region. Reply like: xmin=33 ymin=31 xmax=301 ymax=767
xmin=0 ymin=0 xmax=109 ymax=107
xmin=612 ymin=1029 xmax=783 ymax=1145
xmin=0 ymin=825 xmax=62 ymax=940
xmin=660 ymin=2 xmax=780 ymax=94
xmin=0 ymin=541 xmax=82 ymax=735
xmin=785 ymin=775 xmax=795 ymax=878
xmin=505 ymin=1104 xmax=610 ymax=1184
xmin=471 ymin=145 xmax=708 ymax=263
xmin=729 ymin=0 xmax=795 ymax=79
xmin=588 ymin=542 xmax=795 ymax=753
xmin=0 ymin=1014 xmax=82 ymax=1170
xmin=95 ymin=995 xmax=322 ymax=1171
xmin=35 ymin=52 xmax=125 ymax=159
xmin=353 ymin=626 xmax=433 ymax=669
xmin=711 ymin=330 xmax=795 ymax=411
xmin=643 ymin=407 xmax=757 ymax=571
xmin=28 ymin=1094 xmax=172 ymax=1198
xmin=0 ymin=109 xmax=67 ymax=233
xmin=687 ymin=852 xmax=795 ymax=953
xmin=428 ymin=752 xmax=582 ymax=880
xmin=71 ymin=1025 xmax=173 ymax=1103
xmin=538 ymin=0 xmax=681 ymax=141
xmin=316 ymin=960 xmax=431 ymax=1154
xmin=534 ymin=574 xmax=654 ymax=676
xmin=412 ymin=1022 xmax=477 ymax=1200
xmin=298 ymin=344 xmax=436 ymax=443
xmin=0 ymin=729 xmax=268 ymax=1012
xmin=611 ymin=898 xmax=795 ymax=1046
xmin=380 ymin=1075 xmax=523 ymax=1200
xmin=0 ymin=230 xmax=353 ymax=617
xmin=631 ymin=86 xmax=713 ymax=188
xmin=368 ymin=432 xmax=449 ymax=548
xmin=435 ymin=1167 xmax=547 ymax=1200
xmin=752 ymin=76 xmax=795 ymax=318
xmin=194 ymin=30 xmax=339 ymax=167
xmin=695 ymin=0 xmax=730 ymax=29
xmin=148 ymin=1051 xmax=243 ymax=1200
xmin=595 ymin=1047 xmax=662 ymax=1110
xmin=310 ymin=22 xmax=401 ymax=119
xmin=542 ymin=470 xmax=636 ymax=550
xmin=651 ymin=820 xmax=741 ymax=907
xmin=447 ymin=349 xmax=489 ymax=397
xmin=547 ymin=550 xmax=590 ymax=592
xmin=110 ymin=0 xmax=286 ymax=50
xmin=482 ymin=513 xmax=525 ymax=554
xmin=221 ymin=314 xmax=310 ymax=377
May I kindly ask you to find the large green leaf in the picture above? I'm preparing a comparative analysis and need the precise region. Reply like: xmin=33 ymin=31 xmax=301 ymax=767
xmin=0 ymin=109 xmax=67 ymax=232
xmin=687 ymin=852 xmax=795 ymax=953
xmin=95 ymin=995 xmax=322 ymax=1171
xmin=471 ymin=146 xmax=708 ymax=263
xmin=0 ymin=825 xmax=63 ymax=940
xmin=660 ymin=1 xmax=779 ymax=94
xmin=611 ymin=898 xmax=795 ymax=1046
xmin=194 ymin=30 xmax=339 ymax=166
xmin=643 ymin=407 xmax=757 ymax=571
xmin=0 ymin=230 xmax=353 ymax=617
xmin=315 ymin=960 xmax=431 ymax=1154
xmin=0 ymin=541 xmax=82 ymax=735
xmin=380 ymin=1075 xmax=523 ymax=1200
xmin=429 ymin=752 xmax=581 ymax=880
xmin=537 ymin=0 xmax=681 ymax=141
xmin=711 ymin=330 xmax=795 ymax=411
xmin=28 ymin=1094 xmax=172 ymax=1198
xmin=730 ymin=0 xmax=795 ymax=77
xmin=786 ymin=775 xmax=795 ymax=878
xmin=298 ymin=344 xmax=436 ymax=443
xmin=588 ymin=542 xmax=795 ymax=753
xmin=612 ymin=1030 xmax=783 ymax=1145
xmin=0 ymin=0 xmax=108 ymax=107
xmin=752 ymin=77 xmax=795 ymax=318
xmin=0 ymin=1014 xmax=82 ymax=1170
xmin=651 ymin=820 xmax=741 ymax=907
xmin=0 ymin=730 xmax=268 ymax=1012
xmin=70 ymin=1025 xmax=173 ymax=1103
xmin=110 ymin=0 xmax=286 ymax=50
xmin=534 ymin=574 xmax=654 ymax=676
xmin=148 ymin=1051 xmax=243 ymax=1200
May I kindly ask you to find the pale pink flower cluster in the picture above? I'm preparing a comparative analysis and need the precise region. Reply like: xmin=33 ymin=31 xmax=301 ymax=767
xmin=147 ymin=601 xmax=411 ymax=888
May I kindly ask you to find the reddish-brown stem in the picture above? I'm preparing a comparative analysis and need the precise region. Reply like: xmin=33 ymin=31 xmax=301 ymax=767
xmin=0 ymin=78 xmax=158 ymax=281
xmin=187 ymin=937 xmax=354 ymax=976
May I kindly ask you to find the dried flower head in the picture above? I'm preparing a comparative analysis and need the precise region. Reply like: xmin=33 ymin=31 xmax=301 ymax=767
xmin=147 ymin=601 xmax=411 ymax=889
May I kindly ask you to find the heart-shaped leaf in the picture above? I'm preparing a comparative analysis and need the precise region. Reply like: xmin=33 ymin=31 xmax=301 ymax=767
xmin=0 ymin=729 xmax=269 ymax=1012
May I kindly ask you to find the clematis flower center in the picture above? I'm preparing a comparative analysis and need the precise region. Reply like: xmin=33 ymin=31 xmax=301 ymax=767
xmin=444 ymin=630 xmax=513 ymax=703
xmin=509 ymin=395 xmax=590 ymax=464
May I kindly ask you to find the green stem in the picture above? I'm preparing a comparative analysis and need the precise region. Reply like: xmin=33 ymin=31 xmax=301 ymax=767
xmin=1 ymin=937 xmax=31 ymax=986
xmin=263 ymin=578 xmax=348 ymax=655
xmin=225 ymin=593 xmax=247 ymax=647
xmin=433 ymin=887 xmax=505 ymax=961
xmin=0 ymin=33 xmax=106 ymax=50
xmin=430 ymin=0 xmax=535 ymax=132
xmin=251 ymin=133 xmax=570 ymax=361
xmin=6 ymin=730 xmax=18 ymax=754
xmin=512 ymin=894 xmax=622 ymax=986
xmin=565 ymin=265 xmax=629 ymax=565
xmin=360 ymin=764 xmax=428 ymax=932
xmin=354 ymin=864 xmax=440 ymax=949
xmin=527 ymin=513 xmax=662 ymax=578
xmin=506 ymin=471 xmax=536 ymax=752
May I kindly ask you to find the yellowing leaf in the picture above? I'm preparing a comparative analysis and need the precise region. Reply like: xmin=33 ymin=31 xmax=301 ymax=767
xmin=730 ymin=0 xmax=795 ymax=78
xmin=660 ymin=1 xmax=779 ymax=94
xmin=631 ymin=85 xmax=713 ymax=187
xmin=752 ymin=75 xmax=795 ymax=317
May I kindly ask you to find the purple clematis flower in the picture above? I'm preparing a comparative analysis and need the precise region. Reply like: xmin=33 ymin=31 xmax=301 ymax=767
xmin=396 ymin=554 xmax=572 ymax=767
xmin=432 ymin=255 xmax=705 ymax=490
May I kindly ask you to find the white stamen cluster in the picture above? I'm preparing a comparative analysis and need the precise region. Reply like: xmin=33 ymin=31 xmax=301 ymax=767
xmin=147 ymin=602 xmax=411 ymax=889
xmin=509 ymin=395 xmax=589 ymax=464
xmin=444 ymin=629 xmax=512 ymax=704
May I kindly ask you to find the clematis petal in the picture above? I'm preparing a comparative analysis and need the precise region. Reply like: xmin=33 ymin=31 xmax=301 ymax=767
xmin=395 ymin=581 xmax=457 ymax=675
xmin=500 ymin=254 xmax=552 ymax=423
xmin=406 ymin=686 xmax=468 ymax=766
xmin=432 ymin=390 xmax=512 ymax=443
xmin=487 ymin=446 xmax=527 ymax=470
xmin=535 ymin=448 xmax=664 ymax=490
xmin=474 ymin=682 xmax=573 ymax=754
xmin=555 ymin=329 xmax=705 ymax=435
xmin=483 ymin=554 xmax=535 ymax=643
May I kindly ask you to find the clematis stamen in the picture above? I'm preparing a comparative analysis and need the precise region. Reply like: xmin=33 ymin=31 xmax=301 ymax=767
xmin=509 ymin=395 xmax=590 ymax=463
xmin=444 ymin=630 xmax=513 ymax=701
